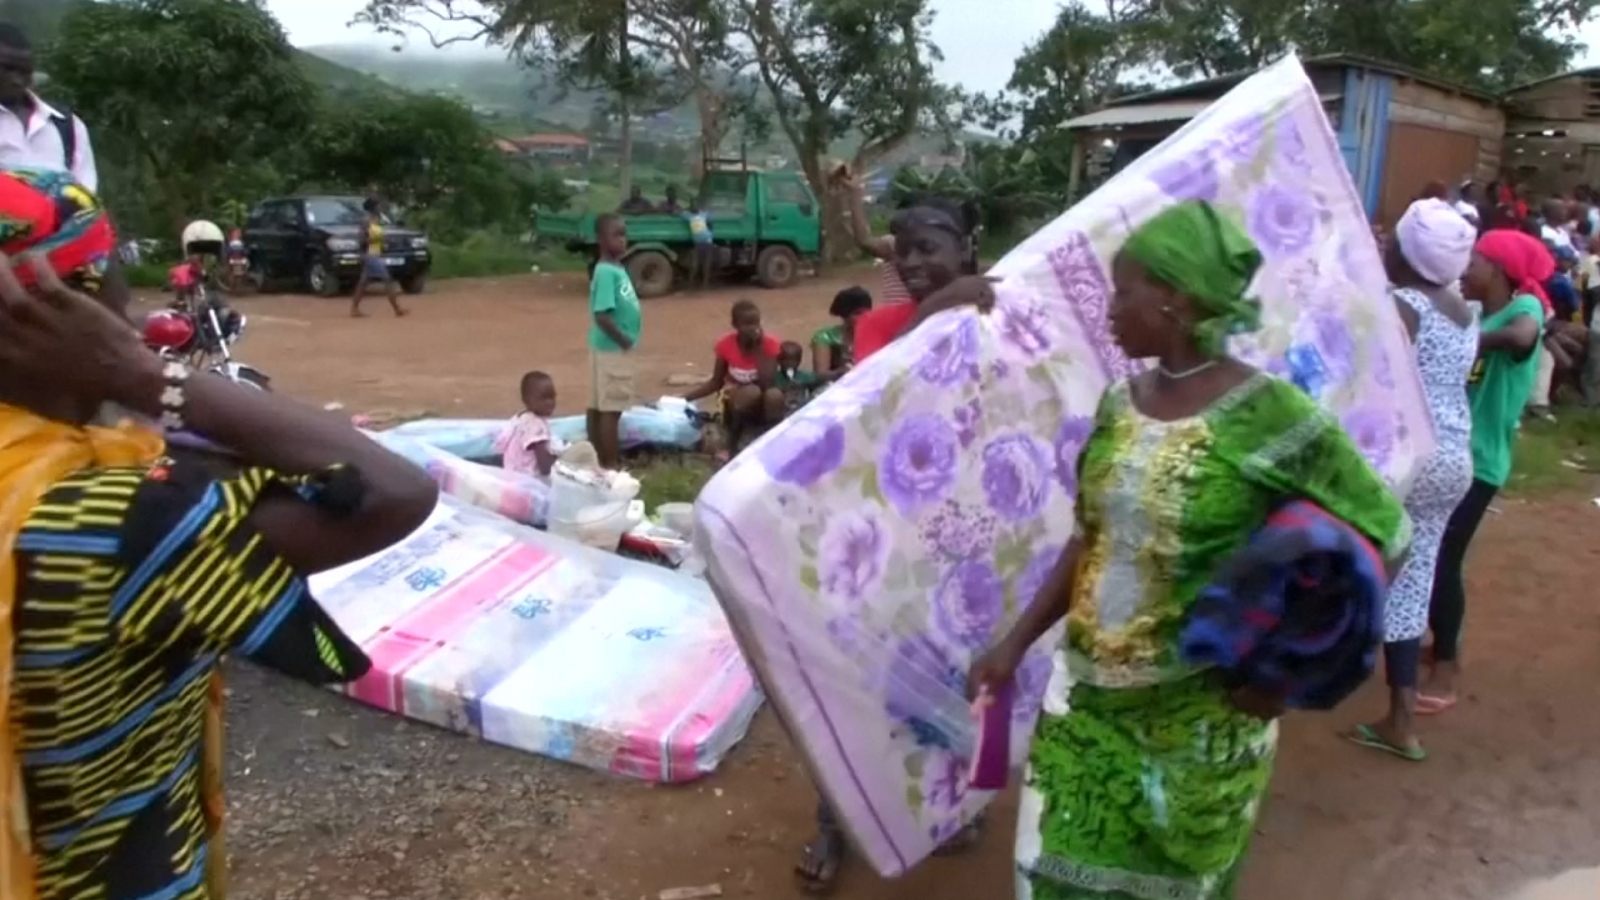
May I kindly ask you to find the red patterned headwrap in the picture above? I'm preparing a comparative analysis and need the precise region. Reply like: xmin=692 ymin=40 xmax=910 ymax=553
xmin=0 ymin=169 xmax=115 ymax=291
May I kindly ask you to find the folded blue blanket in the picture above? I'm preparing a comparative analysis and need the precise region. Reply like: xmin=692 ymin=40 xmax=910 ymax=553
xmin=1179 ymin=499 xmax=1387 ymax=711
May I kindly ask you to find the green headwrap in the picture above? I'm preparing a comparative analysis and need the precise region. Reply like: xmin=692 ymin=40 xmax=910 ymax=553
xmin=1122 ymin=200 xmax=1264 ymax=356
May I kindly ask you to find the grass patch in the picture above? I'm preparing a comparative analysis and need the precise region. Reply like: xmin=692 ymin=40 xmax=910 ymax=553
xmin=633 ymin=454 xmax=716 ymax=511
xmin=430 ymin=231 xmax=588 ymax=279
xmin=1504 ymin=408 xmax=1600 ymax=495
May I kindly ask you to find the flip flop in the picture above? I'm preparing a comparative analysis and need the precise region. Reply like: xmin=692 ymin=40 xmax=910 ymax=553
xmin=1415 ymin=693 xmax=1457 ymax=715
xmin=1344 ymin=724 xmax=1427 ymax=761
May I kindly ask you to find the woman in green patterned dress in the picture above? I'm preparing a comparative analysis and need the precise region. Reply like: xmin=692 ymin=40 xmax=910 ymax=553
xmin=969 ymin=201 xmax=1410 ymax=900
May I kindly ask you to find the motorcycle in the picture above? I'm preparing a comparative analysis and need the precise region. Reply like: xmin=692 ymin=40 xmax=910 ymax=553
xmin=221 ymin=228 xmax=257 ymax=294
xmin=142 ymin=220 xmax=272 ymax=390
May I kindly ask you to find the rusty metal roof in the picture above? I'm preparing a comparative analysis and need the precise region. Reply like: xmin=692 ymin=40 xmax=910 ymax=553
xmin=1062 ymin=93 xmax=1341 ymax=131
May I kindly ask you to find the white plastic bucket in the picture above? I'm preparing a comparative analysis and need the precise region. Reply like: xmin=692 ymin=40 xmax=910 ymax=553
xmin=657 ymin=502 xmax=695 ymax=538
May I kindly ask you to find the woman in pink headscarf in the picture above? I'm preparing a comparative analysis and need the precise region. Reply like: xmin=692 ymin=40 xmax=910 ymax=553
xmin=1346 ymin=199 xmax=1478 ymax=761
xmin=1418 ymin=229 xmax=1546 ymax=714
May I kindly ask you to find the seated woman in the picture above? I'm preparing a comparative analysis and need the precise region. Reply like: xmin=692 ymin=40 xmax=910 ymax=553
xmin=0 ymin=169 xmax=438 ymax=899
xmin=810 ymin=285 xmax=871 ymax=378
xmin=681 ymin=298 xmax=783 ymax=456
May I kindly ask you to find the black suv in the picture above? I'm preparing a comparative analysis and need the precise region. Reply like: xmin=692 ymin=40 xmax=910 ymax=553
xmin=242 ymin=195 xmax=432 ymax=296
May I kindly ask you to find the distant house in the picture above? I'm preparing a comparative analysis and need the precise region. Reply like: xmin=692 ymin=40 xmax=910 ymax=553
xmin=1059 ymin=53 xmax=1504 ymax=225
xmin=497 ymin=133 xmax=592 ymax=163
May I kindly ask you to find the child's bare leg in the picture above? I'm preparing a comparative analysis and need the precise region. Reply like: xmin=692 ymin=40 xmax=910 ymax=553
xmin=386 ymin=276 xmax=407 ymax=317
xmin=727 ymin=385 xmax=762 ymax=452
xmin=350 ymin=275 xmax=368 ymax=316
xmin=595 ymin=411 xmax=622 ymax=469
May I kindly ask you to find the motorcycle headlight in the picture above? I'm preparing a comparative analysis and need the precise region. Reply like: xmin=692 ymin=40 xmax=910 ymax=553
xmin=411 ymin=235 xmax=429 ymax=248
xmin=326 ymin=237 xmax=359 ymax=252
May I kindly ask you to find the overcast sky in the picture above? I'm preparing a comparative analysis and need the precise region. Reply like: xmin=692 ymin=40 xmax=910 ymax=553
xmin=266 ymin=0 xmax=1600 ymax=95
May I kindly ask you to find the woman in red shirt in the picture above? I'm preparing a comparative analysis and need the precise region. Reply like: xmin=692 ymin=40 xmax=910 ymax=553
xmin=852 ymin=197 xmax=995 ymax=362
xmin=682 ymin=298 xmax=783 ymax=456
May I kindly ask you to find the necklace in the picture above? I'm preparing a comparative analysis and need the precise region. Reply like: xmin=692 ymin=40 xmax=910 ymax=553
xmin=1157 ymin=359 xmax=1219 ymax=380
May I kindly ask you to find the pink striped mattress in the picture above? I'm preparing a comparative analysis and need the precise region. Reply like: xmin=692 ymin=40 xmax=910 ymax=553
xmin=308 ymin=495 xmax=762 ymax=782
xmin=694 ymin=56 xmax=1434 ymax=876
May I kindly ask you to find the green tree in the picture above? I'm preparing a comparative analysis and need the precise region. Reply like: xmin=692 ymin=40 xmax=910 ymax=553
xmin=736 ymin=0 xmax=961 ymax=260
xmin=1131 ymin=0 xmax=1596 ymax=91
xmin=44 ymin=0 xmax=316 ymax=231
xmin=298 ymin=91 xmax=568 ymax=240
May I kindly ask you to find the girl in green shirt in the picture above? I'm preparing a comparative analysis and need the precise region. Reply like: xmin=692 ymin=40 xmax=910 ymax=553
xmin=810 ymin=285 xmax=871 ymax=378
xmin=1421 ymin=230 xmax=1548 ymax=713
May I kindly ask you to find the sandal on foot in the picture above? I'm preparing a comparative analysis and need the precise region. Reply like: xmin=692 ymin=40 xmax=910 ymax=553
xmin=1415 ymin=693 xmax=1457 ymax=715
xmin=1344 ymin=724 xmax=1426 ymax=762
xmin=795 ymin=831 xmax=844 ymax=895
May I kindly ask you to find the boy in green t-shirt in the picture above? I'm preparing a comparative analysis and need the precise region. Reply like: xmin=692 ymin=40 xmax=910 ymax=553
xmin=587 ymin=213 xmax=642 ymax=469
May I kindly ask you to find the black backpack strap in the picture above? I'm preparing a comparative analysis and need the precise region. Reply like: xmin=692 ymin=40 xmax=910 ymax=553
xmin=50 ymin=107 xmax=76 ymax=171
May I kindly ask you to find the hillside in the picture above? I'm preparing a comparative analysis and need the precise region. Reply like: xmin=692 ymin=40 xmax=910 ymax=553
xmin=305 ymin=42 xmax=985 ymax=161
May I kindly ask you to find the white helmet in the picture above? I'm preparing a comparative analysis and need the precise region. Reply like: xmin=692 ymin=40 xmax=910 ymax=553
xmin=181 ymin=220 xmax=225 ymax=251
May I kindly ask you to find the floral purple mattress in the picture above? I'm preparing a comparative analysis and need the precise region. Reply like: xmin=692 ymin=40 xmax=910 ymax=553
xmin=694 ymin=55 xmax=1433 ymax=878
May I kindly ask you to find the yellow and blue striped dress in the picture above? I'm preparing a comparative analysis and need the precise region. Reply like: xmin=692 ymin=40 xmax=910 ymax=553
xmin=11 ymin=457 xmax=370 ymax=900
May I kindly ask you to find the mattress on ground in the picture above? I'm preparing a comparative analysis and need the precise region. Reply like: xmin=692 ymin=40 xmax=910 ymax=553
xmin=368 ymin=429 xmax=550 ymax=526
xmin=694 ymin=55 xmax=1434 ymax=877
xmin=385 ymin=407 xmax=702 ymax=459
xmin=309 ymin=495 xmax=763 ymax=782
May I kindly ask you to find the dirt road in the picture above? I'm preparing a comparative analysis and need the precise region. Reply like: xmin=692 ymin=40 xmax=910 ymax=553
xmin=163 ymin=276 xmax=1600 ymax=900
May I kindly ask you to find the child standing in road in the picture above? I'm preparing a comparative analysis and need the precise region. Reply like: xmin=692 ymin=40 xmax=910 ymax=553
xmin=497 ymin=370 xmax=566 ymax=478
xmin=686 ymin=202 xmax=715 ymax=291
xmin=588 ymin=213 xmax=642 ymax=469
xmin=351 ymin=196 xmax=406 ymax=318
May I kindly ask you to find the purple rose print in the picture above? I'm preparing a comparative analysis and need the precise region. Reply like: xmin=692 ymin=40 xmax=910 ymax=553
xmin=980 ymin=433 xmax=1053 ymax=522
xmin=952 ymin=399 xmax=981 ymax=448
xmin=1274 ymin=116 xmax=1310 ymax=174
xmin=1052 ymin=416 xmax=1095 ymax=496
xmin=991 ymin=358 xmax=1012 ymax=381
xmin=1011 ymin=651 xmax=1053 ymax=724
xmin=999 ymin=298 xmax=1053 ymax=359
xmin=1370 ymin=339 xmax=1396 ymax=390
xmin=919 ymin=500 xmax=999 ymax=559
xmin=1014 ymin=544 xmax=1064 ymax=610
xmin=1150 ymin=149 xmax=1221 ymax=202
xmin=1247 ymin=184 xmax=1318 ymax=258
xmin=885 ymin=635 xmax=965 ymax=750
xmin=1218 ymin=116 xmax=1265 ymax=163
xmin=916 ymin=317 xmax=982 ymax=387
xmin=879 ymin=413 xmax=960 ymax=514
xmin=1341 ymin=406 xmax=1397 ymax=472
xmin=1048 ymin=231 xmax=1138 ymax=381
xmin=759 ymin=415 xmax=845 ymax=487
xmin=824 ymin=615 xmax=875 ymax=658
xmin=817 ymin=511 xmax=890 ymax=603
xmin=932 ymin=559 xmax=1004 ymax=650
xmin=923 ymin=751 xmax=970 ymax=811
xmin=1310 ymin=309 xmax=1355 ymax=377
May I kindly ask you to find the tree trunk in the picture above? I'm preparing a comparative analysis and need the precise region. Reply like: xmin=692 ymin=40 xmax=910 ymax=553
xmin=797 ymin=136 xmax=853 ymax=267
xmin=695 ymin=91 xmax=726 ymax=176
xmin=617 ymin=3 xmax=634 ymax=198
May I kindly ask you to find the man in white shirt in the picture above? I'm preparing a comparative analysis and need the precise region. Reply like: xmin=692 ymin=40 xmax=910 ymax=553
xmin=0 ymin=23 xmax=96 ymax=192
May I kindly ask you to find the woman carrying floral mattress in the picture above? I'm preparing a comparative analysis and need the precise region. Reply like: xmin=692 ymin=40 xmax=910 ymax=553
xmin=968 ymin=201 xmax=1410 ymax=900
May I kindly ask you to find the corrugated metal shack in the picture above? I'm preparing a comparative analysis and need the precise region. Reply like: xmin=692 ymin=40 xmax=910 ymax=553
xmin=1502 ymin=68 xmax=1600 ymax=196
xmin=1061 ymin=54 xmax=1505 ymax=226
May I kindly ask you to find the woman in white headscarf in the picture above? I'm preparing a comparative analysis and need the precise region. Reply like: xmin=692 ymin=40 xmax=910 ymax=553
xmin=1346 ymin=198 xmax=1479 ymax=761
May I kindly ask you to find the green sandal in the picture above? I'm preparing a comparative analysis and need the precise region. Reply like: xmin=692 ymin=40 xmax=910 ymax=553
xmin=1344 ymin=723 xmax=1427 ymax=762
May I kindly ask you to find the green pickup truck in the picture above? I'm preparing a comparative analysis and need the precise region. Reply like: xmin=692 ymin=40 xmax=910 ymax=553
xmin=533 ymin=167 xmax=823 ymax=298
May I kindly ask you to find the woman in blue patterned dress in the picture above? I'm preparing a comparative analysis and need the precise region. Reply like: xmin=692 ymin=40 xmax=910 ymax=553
xmin=1345 ymin=198 xmax=1477 ymax=762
